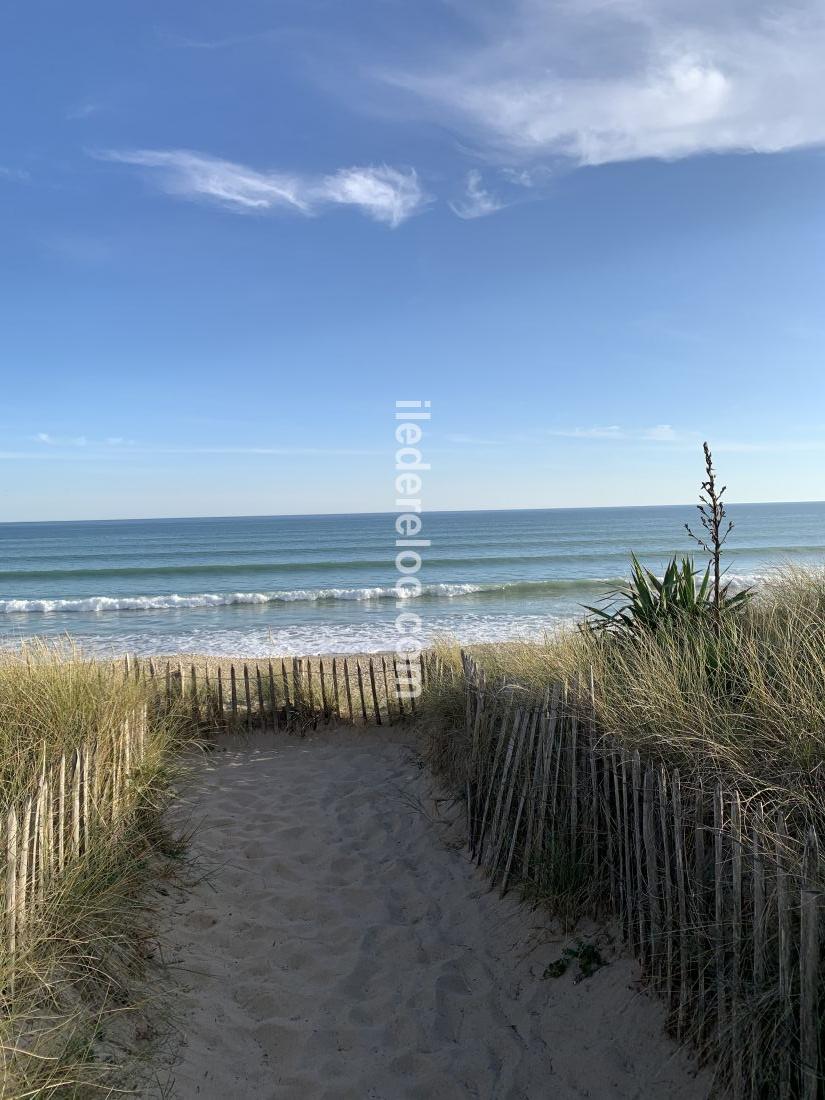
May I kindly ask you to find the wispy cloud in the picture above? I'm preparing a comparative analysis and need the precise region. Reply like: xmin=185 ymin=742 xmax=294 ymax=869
xmin=549 ymin=424 xmax=681 ymax=442
xmin=382 ymin=0 xmax=825 ymax=168
xmin=159 ymin=29 xmax=285 ymax=51
xmin=450 ymin=170 xmax=504 ymax=219
xmin=0 ymin=166 xmax=30 ymax=182
xmin=66 ymin=101 xmax=101 ymax=121
xmin=24 ymin=435 xmax=377 ymax=458
xmin=97 ymin=149 xmax=430 ymax=227
xmin=444 ymin=432 xmax=506 ymax=445
xmin=34 ymin=433 xmax=132 ymax=448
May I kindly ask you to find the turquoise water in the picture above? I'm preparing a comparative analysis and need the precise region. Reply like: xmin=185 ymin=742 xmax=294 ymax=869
xmin=0 ymin=503 xmax=823 ymax=656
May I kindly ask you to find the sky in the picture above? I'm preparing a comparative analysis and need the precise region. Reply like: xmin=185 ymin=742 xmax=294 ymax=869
xmin=2 ymin=0 xmax=825 ymax=521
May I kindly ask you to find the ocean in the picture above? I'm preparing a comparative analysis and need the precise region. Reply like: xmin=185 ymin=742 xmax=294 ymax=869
xmin=0 ymin=503 xmax=823 ymax=657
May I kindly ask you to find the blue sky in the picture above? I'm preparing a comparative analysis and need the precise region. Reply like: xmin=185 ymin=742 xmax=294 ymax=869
xmin=2 ymin=0 xmax=825 ymax=520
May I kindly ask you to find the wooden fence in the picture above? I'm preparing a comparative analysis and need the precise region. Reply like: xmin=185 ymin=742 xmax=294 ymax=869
xmin=1 ymin=651 xmax=423 ymax=961
xmin=124 ymin=652 xmax=427 ymax=732
xmin=1 ymin=707 xmax=149 ymax=961
xmin=452 ymin=651 xmax=823 ymax=1100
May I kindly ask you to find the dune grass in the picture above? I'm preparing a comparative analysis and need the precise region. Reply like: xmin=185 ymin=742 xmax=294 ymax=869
xmin=0 ymin=643 xmax=183 ymax=1098
xmin=422 ymin=565 xmax=825 ymax=818
xmin=418 ymin=566 xmax=825 ymax=1095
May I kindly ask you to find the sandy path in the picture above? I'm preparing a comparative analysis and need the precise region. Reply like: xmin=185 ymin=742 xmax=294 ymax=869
xmin=157 ymin=730 xmax=710 ymax=1100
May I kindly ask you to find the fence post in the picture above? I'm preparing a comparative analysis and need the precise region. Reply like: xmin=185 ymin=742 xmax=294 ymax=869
xmin=269 ymin=661 xmax=279 ymax=731
xmin=776 ymin=811 xmax=792 ymax=1099
xmin=368 ymin=658 xmax=382 ymax=726
xmin=5 ymin=805 xmax=18 ymax=959
xmin=332 ymin=657 xmax=341 ymax=722
xmin=800 ymin=827 xmax=820 ymax=1100
xmin=713 ymin=783 xmax=727 ymax=1060
xmin=243 ymin=664 xmax=252 ymax=729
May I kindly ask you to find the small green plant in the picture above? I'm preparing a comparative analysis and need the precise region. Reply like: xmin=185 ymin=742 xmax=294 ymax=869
xmin=543 ymin=940 xmax=605 ymax=982
xmin=585 ymin=552 xmax=718 ymax=636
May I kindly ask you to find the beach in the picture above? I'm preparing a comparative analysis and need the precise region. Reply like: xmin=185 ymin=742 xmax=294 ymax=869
xmin=153 ymin=728 xmax=710 ymax=1099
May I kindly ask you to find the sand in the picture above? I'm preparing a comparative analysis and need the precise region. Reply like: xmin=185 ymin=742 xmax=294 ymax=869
xmin=154 ymin=729 xmax=711 ymax=1100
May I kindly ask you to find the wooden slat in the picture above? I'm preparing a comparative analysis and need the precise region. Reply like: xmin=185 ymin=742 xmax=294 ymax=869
xmin=405 ymin=656 xmax=417 ymax=713
xmin=730 ymin=792 xmax=744 ymax=1099
xmin=256 ymin=665 xmax=265 ymax=726
xmin=57 ymin=753 xmax=66 ymax=873
xmin=618 ymin=748 xmax=634 ymax=951
xmin=521 ymin=688 xmax=550 ymax=882
xmin=488 ymin=709 xmax=530 ymax=883
xmin=694 ymin=781 xmax=707 ymax=1040
xmin=341 ymin=658 xmax=353 ymax=722
xmin=191 ymin=665 xmax=200 ymax=724
xmin=230 ymin=665 xmax=238 ymax=721
xmin=281 ymin=659 xmax=291 ymax=715
xmin=800 ymin=827 xmax=820 ymax=1100
xmin=319 ymin=658 xmax=329 ymax=722
xmin=368 ymin=658 xmax=382 ymax=726
xmin=500 ymin=707 xmax=540 ymax=896
xmin=332 ymin=657 xmax=341 ymax=722
xmin=5 ymin=805 xmax=17 ymax=958
xmin=269 ymin=661 xmax=279 ymax=731
xmin=568 ymin=680 xmax=579 ymax=855
xmin=18 ymin=796 xmax=32 ymax=931
xmin=381 ymin=656 xmax=394 ymax=724
xmin=306 ymin=659 xmax=316 ymax=728
xmin=671 ymin=770 xmax=689 ymax=1039
xmin=643 ymin=765 xmax=662 ymax=987
xmin=476 ymin=707 xmax=518 ymax=868
xmin=658 ymin=767 xmax=674 ymax=1008
xmin=776 ymin=811 xmax=792 ymax=1100
xmin=393 ymin=657 xmax=405 ymax=717
xmin=750 ymin=803 xmax=766 ymax=1097
xmin=356 ymin=661 xmax=369 ymax=724
xmin=631 ymin=751 xmax=645 ymax=957
xmin=292 ymin=658 xmax=302 ymax=718
xmin=243 ymin=664 xmax=253 ymax=729
xmin=713 ymin=783 xmax=727 ymax=1056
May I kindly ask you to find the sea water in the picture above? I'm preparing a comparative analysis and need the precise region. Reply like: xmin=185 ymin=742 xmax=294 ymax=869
xmin=0 ymin=503 xmax=823 ymax=656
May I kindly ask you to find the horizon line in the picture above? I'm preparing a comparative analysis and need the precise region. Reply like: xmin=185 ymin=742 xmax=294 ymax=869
xmin=2 ymin=498 xmax=825 ymax=526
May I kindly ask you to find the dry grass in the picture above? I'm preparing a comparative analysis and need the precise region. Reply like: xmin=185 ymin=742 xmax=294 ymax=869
xmin=418 ymin=569 xmax=825 ymax=1096
xmin=423 ymin=566 xmax=825 ymax=820
xmin=0 ymin=642 xmax=183 ymax=1098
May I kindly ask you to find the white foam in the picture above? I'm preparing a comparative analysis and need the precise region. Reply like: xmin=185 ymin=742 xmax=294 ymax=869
xmin=0 ymin=582 xmax=486 ymax=615
xmin=32 ymin=609 xmax=575 ymax=659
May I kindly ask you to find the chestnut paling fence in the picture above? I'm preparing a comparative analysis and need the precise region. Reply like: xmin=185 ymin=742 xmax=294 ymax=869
xmin=447 ymin=651 xmax=823 ymax=1100
xmin=130 ymin=651 xmax=426 ymax=731
xmin=1 ymin=707 xmax=149 ymax=961
xmin=0 ymin=652 xmax=423 ymax=966
xmin=3 ymin=647 xmax=822 ymax=1098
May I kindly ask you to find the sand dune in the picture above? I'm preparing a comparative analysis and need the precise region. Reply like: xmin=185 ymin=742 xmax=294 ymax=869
xmin=155 ymin=730 xmax=710 ymax=1099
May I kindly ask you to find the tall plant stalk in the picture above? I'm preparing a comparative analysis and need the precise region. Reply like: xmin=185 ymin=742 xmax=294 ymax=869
xmin=685 ymin=441 xmax=733 ymax=633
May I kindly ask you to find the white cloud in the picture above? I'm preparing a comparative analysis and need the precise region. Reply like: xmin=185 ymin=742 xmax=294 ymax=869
xmin=444 ymin=432 xmax=505 ymax=445
xmin=33 ymin=433 xmax=133 ymax=448
xmin=382 ymin=0 xmax=825 ymax=167
xmin=644 ymin=424 xmax=678 ymax=441
xmin=67 ymin=101 xmax=101 ymax=121
xmin=98 ymin=149 xmax=429 ymax=227
xmin=320 ymin=165 xmax=427 ymax=227
xmin=0 ymin=166 xmax=30 ymax=182
xmin=450 ymin=170 xmax=504 ymax=219
xmin=550 ymin=424 xmax=683 ymax=442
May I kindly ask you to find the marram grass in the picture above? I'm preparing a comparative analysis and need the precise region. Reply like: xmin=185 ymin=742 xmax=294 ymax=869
xmin=0 ymin=642 xmax=183 ymax=1098
xmin=422 ymin=566 xmax=825 ymax=815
